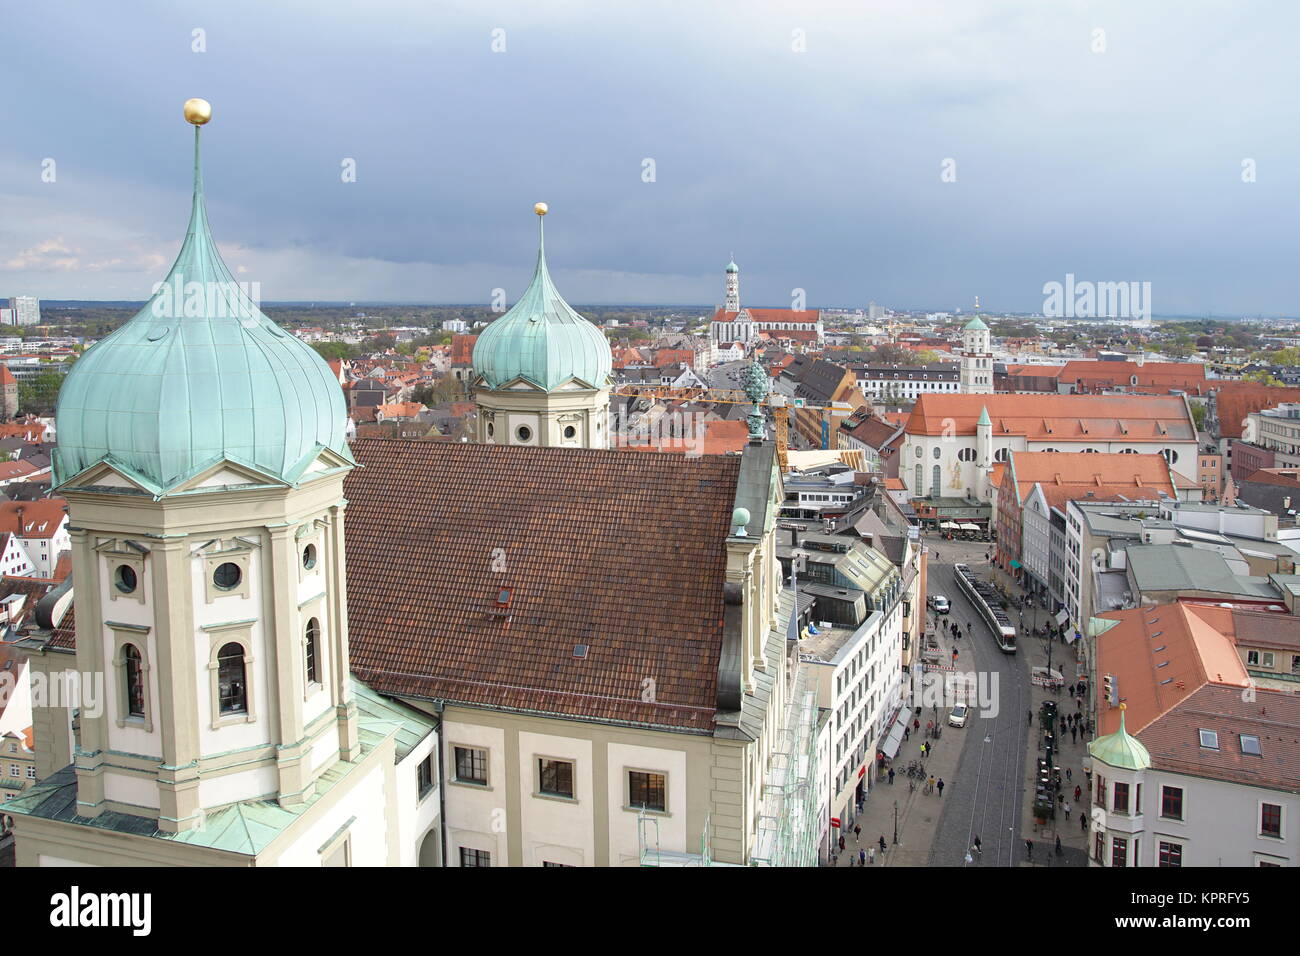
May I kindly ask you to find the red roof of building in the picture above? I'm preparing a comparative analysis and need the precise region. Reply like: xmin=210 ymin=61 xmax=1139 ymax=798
xmin=0 ymin=499 xmax=68 ymax=539
xmin=906 ymin=393 xmax=1195 ymax=440
xmin=1213 ymin=382 xmax=1300 ymax=439
xmin=343 ymin=440 xmax=746 ymax=731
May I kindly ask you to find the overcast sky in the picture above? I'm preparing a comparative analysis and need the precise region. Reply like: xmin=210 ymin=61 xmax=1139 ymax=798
xmin=2 ymin=0 xmax=1298 ymax=315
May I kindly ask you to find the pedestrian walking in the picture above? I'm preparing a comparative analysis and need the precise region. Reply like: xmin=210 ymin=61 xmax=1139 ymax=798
xmin=1065 ymin=800 xmax=1072 ymax=819
xmin=1081 ymin=813 xmax=1088 ymax=833
xmin=903 ymin=727 xmax=910 ymax=741
xmin=859 ymin=848 xmax=866 ymax=866
xmin=839 ymin=834 xmax=845 ymax=852
xmin=854 ymin=824 xmax=861 ymax=841
xmin=879 ymin=835 xmax=887 ymax=853
xmin=972 ymin=835 xmax=982 ymax=855
xmin=1074 ymin=784 xmax=1082 ymax=802
xmin=1025 ymin=839 xmax=1033 ymax=860
xmin=1027 ymin=708 xmax=1034 ymax=724
xmin=937 ymin=778 xmax=945 ymax=797
xmin=1066 ymin=767 xmax=1072 ymax=781
xmin=1055 ymin=835 xmax=1062 ymax=856
xmin=1071 ymin=725 xmax=1078 ymax=743
xmin=888 ymin=768 xmax=895 ymax=785
xmin=1068 ymin=683 xmax=1075 ymax=697
xmin=868 ymin=847 xmax=875 ymax=865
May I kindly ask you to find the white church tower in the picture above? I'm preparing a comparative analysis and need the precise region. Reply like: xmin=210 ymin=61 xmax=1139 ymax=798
xmin=725 ymin=257 xmax=740 ymax=312
xmin=959 ymin=298 xmax=994 ymax=395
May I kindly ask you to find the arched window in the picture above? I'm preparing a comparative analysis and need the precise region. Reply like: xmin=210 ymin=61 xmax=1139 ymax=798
xmin=994 ymin=448 xmax=1010 ymax=463
xmin=957 ymin=448 xmax=976 ymax=462
xmin=915 ymin=464 xmax=923 ymax=495
xmin=1162 ymin=448 xmax=1179 ymax=465
xmin=305 ymin=618 xmax=320 ymax=685
xmin=932 ymin=465 xmax=941 ymax=494
xmin=218 ymin=643 xmax=247 ymax=715
xmin=124 ymin=644 xmax=145 ymax=718
xmin=1119 ymin=448 xmax=1138 ymax=454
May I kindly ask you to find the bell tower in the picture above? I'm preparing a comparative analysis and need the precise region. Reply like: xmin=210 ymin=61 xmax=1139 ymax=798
xmin=471 ymin=203 xmax=612 ymax=450
xmin=725 ymin=257 xmax=740 ymax=312
xmin=960 ymin=298 xmax=993 ymax=395
xmin=53 ymin=100 xmax=358 ymax=833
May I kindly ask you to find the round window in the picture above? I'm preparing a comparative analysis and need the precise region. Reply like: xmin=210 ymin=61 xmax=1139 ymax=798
xmin=486 ymin=422 xmax=495 ymax=438
xmin=932 ymin=447 xmax=941 ymax=459
xmin=114 ymin=565 xmax=138 ymax=594
xmin=915 ymin=446 xmax=923 ymax=459
xmin=302 ymin=544 xmax=317 ymax=570
xmin=563 ymin=425 xmax=577 ymax=439
xmin=516 ymin=425 xmax=532 ymax=442
xmin=213 ymin=562 xmax=242 ymax=591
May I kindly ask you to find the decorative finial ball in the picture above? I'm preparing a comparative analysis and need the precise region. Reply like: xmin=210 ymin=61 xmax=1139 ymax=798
xmin=184 ymin=98 xmax=212 ymax=126
xmin=534 ymin=202 xmax=548 ymax=216
xmin=732 ymin=507 xmax=751 ymax=529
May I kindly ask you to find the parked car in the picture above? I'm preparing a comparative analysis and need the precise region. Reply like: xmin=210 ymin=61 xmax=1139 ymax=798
xmin=928 ymin=594 xmax=950 ymax=614
xmin=948 ymin=705 xmax=969 ymax=728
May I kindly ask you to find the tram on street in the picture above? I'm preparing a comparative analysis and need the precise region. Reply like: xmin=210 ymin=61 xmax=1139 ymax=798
xmin=952 ymin=563 xmax=1017 ymax=653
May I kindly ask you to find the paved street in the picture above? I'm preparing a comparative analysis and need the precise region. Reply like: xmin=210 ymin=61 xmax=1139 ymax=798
xmin=833 ymin=531 xmax=1091 ymax=868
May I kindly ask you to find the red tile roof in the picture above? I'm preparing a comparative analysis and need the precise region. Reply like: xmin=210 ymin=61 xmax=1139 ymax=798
xmin=1006 ymin=451 xmax=1177 ymax=509
xmin=1213 ymin=382 xmax=1300 ymax=439
xmin=906 ymin=393 xmax=1195 ymax=440
xmin=0 ymin=499 xmax=67 ymax=540
xmin=343 ymin=440 xmax=744 ymax=731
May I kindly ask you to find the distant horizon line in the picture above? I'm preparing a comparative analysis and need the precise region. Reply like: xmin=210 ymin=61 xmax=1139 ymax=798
xmin=22 ymin=300 xmax=1293 ymax=323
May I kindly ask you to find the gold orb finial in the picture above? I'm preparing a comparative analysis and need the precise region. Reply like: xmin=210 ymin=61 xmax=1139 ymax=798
xmin=534 ymin=202 xmax=548 ymax=216
xmin=184 ymin=98 xmax=212 ymax=126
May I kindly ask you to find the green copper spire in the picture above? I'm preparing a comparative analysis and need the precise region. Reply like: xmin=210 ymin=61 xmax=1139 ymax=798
xmin=742 ymin=361 xmax=768 ymax=440
xmin=977 ymin=406 xmax=991 ymax=427
xmin=53 ymin=106 xmax=351 ymax=496
xmin=1088 ymin=705 xmax=1151 ymax=771
xmin=963 ymin=315 xmax=989 ymax=332
xmin=472 ymin=205 xmax=613 ymax=392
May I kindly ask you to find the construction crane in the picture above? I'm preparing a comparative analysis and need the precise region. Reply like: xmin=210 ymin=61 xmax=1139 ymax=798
xmin=611 ymin=384 xmax=853 ymax=470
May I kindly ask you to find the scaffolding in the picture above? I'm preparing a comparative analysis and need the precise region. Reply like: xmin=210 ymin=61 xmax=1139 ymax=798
xmin=750 ymin=666 xmax=822 ymax=866
xmin=638 ymin=812 xmax=714 ymax=867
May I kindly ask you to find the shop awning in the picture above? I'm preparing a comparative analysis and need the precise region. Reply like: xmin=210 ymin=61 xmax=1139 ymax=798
xmin=960 ymin=523 xmax=980 ymax=532
xmin=880 ymin=706 xmax=913 ymax=760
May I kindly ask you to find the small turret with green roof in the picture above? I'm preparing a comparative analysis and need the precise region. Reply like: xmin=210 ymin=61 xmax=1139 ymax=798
xmin=472 ymin=204 xmax=613 ymax=392
xmin=1089 ymin=703 xmax=1151 ymax=771
xmin=963 ymin=315 xmax=989 ymax=332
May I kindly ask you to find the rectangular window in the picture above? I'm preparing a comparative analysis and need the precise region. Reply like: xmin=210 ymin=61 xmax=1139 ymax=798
xmin=542 ymin=861 xmax=573 ymax=867
xmin=1111 ymin=836 xmax=1128 ymax=868
xmin=1158 ymin=841 xmax=1182 ymax=867
xmin=1161 ymin=786 xmax=1183 ymax=820
xmin=459 ymin=847 xmax=491 ymax=868
xmin=1113 ymin=781 xmax=1129 ymax=814
xmin=1247 ymin=650 xmax=1260 ymax=665
xmin=8 ymin=765 xmax=17 ymax=777
xmin=1096 ymin=774 xmax=1107 ymax=811
xmin=1262 ymin=652 xmax=1275 ymax=668
xmin=629 ymin=770 xmax=667 ymax=812
xmin=417 ymin=754 xmax=435 ymax=799
xmin=538 ymin=758 xmax=575 ymax=798
xmin=454 ymin=746 xmax=488 ymax=785
xmin=1261 ymin=803 xmax=1282 ymax=838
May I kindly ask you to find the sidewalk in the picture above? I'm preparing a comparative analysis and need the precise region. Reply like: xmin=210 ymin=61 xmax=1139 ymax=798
xmin=827 ymin=627 xmax=964 ymax=868
xmin=989 ymin=566 xmax=1093 ymax=867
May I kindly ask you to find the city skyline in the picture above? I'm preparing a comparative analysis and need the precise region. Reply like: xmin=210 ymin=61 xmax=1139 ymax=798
xmin=3 ymin=2 xmax=1299 ymax=314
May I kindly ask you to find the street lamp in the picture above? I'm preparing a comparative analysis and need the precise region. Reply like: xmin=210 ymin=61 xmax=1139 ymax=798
xmin=893 ymin=801 xmax=898 ymax=845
